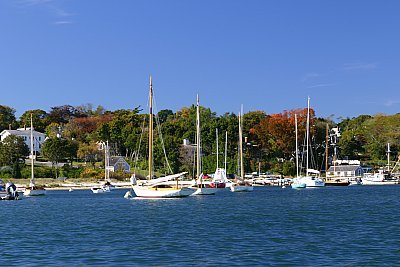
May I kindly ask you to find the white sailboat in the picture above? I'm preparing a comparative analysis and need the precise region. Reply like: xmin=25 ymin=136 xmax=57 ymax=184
xmin=291 ymin=114 xmax=306 ymax=189
xmin=211 ymin=131 xmax=231 ymax=188
xmin=24 ymin=114 xmax=46 ymax=197
xmin=296 ymin=97 xmax=325 ymax=188
xmin=131 ymin=77 xmax=195 ymax=198
xmin=191 ymin=95 xmax=219 ymax=195
xmin=230 ymin=111 xmax=253 ymax=192
xmin=91 ymin=141 xmax=112 ymax=193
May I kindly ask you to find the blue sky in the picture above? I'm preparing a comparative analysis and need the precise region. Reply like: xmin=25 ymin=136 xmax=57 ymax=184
xmin=1 ymin=0 xmax=399 ymax=120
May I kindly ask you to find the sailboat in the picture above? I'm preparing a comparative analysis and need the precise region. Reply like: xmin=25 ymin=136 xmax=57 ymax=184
xmin=230 ymin=111 xmax=253 ymax=192
xmin=91 ymin=141 xmax=113 ymax=193
xmin=291 ymin=114 xmax=306 ymax=189
xmin=24 ymin=114 xmax=46 ymax=196
xmin=295 ymin=97 xmax=325 ymax=188
xmin=131 ymin=77 xmax=195 ymax=198
xmin=191 ymin=95 xmax=219 ymax=195
xmin=212 ymin=130 xmax=230 ymax=188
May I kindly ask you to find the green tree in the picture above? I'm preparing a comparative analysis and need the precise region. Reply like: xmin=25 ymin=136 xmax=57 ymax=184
xmin=0 ymin=135 xmax=29 ymax=178
xmin=19 ymin=109 xmax=49 ymax=132
xmin=41 ymin=137 xmax=75 ymax=178
xmin=0 ymin=105 xmax=17 ymax=132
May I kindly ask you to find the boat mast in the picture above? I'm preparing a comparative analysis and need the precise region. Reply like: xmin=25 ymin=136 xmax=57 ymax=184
xmin=224 ymin=131 xmax=227 ymax=171
xmin=306 ymin=97 xmax=310 ymax=176
xmin=216 ymin=128 xmax=219 ymax=169
xmin=196 ymin=95 xmax=201 ymax=186
xmin=325 ymin=124 xmax=329 ymax=175
xmin=105 ymin=140 xmax=109 ymax=182
xmin=239 ymin=112 xmax=244 ymax=178
xmin=30 ymin=113 xmax=35 ymax=187
xmin=295 ymin=114 xmax=299 ymax=178
xmin=387 ymin=143 xmax=391 ymax=173
xmin=148 ymin=76 xmax=153 ymax=180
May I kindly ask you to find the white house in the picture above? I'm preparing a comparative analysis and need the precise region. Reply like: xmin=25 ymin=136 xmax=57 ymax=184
xmin=0 ymin=127 xmax=46 ymax=153
xmin=326 ymin=160 xmax=364 ymax=178
xmin=108 ymin=156 xmax=131 ymax=172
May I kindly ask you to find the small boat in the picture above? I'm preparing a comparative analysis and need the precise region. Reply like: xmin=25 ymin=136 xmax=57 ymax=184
xmin=293 ymin=98 xmax=325 ymax=188
xmin=131 ymin=77 xmax=195 ymax=198
xmin=91 ymin=141 xmax=114 ymax=193
xmin=24 ymin=114 xmax=46 ymax=197
xmin=291 ymin=114 xmax=306 ymax=189
xmin=191 ymin=96 xmax=219 ymax=196
xmin=91 ymin=185 xmax=111 ymax=194
xmin=69 ymin=188 xmax=74 ymax=192
xmin=324 ymin=178 xmax=350 ymax=186
xmin=230 ymin=110 xmax=253 ymax=192
xmin=362 ymin=169 xmax=398 ymax=185
xmin=0 ymin=180 xmax=20 ymax=200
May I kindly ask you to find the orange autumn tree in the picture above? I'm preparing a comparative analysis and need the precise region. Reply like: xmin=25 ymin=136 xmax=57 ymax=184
xmin=255 ymin=108 xmax=315 ymax=160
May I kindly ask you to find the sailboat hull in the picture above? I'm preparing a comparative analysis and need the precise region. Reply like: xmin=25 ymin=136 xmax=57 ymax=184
xmin=24 ymin=189 xmax=46 ymax=196
xmin=230 ymin=184 xmax=253 ymax=192
xmin=291 ymin=183 xmax=306 ymax=189
xmin=132 ymin=186 xmax=195 ymax=198
xmin=191 ymin=187 xmax=219 ymax=195
xmin=298 ymin=176 xmax=325 ymax=187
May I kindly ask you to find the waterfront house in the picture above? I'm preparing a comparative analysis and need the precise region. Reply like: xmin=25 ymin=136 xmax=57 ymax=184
xmin=108 ymin=156 xmax=131 ymax=172
xmin=326 ymin=160 xmax=364 ymax=178
xmin=0 ymin=127 xmax=46 ymax=154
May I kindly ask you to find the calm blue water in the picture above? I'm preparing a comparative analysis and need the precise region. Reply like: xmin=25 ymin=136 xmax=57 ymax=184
xmin=1 ymin=185 xmax=399 ymax=266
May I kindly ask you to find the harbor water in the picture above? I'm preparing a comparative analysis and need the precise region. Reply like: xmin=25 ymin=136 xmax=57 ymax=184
xmin=1 ymin=185 xmax=399 ymax=266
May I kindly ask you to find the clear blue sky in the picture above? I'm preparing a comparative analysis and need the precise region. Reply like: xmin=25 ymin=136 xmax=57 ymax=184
xmin=1 ymin=0 xmax=399 ymax=120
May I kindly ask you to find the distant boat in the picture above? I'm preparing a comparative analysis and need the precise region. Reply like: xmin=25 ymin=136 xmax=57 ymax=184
xmin=131 ymin=77 xmax=195 ymax=198
xmin=91 ymin=141 xmax=113 ymax=194
xmin=291 ymin=114 xmax=306 ymax=189
xmin=295 ymin=97 xmax=325 ymax=188
xmin=362 ymin=169 xmax=398 ymax=185
xmin=24 ymin=114 xmax=46 ymax=197
xmin=230 ymin=110 xmax=253 ymax=192
xmin=0 ymin=180 xmax=20 ymax=200
xmin=191 ymin=96 xmax=220 ymax=195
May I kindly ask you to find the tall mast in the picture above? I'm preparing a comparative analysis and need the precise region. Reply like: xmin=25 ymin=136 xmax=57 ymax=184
xmin=105 ymin=140 xmax=109 ymax=182
xmin=387 ymin=143 xmax=391 ymax=173
xmin=224 ymin=131 xmax=227 ymax=171
xmin=295 ymin=114 xmax=299 ymax=178
xmin=196 ymin=95 xmax=201 ymax=185
xmin=30 ymin=113 xmax=35 ymax=186
xmin=325 ymin=124 xmax=329 ymax=175
xmin=148 ymin=76 xmax=153 ymax=180
xmin=239 ymin=112 xmax=244 ymax=178
xmin=306 ymin=97 xmax=310 ymax=176
xmin=216 ymin=128 xmax=219 ymax=169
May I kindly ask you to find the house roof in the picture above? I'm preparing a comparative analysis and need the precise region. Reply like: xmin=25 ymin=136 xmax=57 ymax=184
xmin=327 ymin=165 xmax=361 ymax=172
xmin=109 ymin=156 xmax=128 ymax=166
xmin=1 ymin=129 xmax=45 ymax=136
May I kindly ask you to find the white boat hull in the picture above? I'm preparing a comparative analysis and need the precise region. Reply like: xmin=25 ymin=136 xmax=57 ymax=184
xmin=296 ymin=176 xmax=325 ymax=187
xmin=24 ymin=189 xmax=46 ymax=196
xmin=291 ymin=183 xmax=306 ymax=189
xmin=191 ymin=187 xmax=219 ymax=195
xmin=230 ymin=184 xmax=253 ymax=192
xmin=361 ymin=180 xmax=398 ymax=185
xmin=132 ymin=185 xmax=195 ymax=198
xmin=91 ymin=186 xmax=111 ymax=194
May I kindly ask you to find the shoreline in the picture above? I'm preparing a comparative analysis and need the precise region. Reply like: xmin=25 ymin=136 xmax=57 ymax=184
xmin=11 ymin=180 xmax=133 ymax=191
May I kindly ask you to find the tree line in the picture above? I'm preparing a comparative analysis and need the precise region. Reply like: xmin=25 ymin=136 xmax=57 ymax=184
xmin=0 ymin=103 xmax=399 ymax=179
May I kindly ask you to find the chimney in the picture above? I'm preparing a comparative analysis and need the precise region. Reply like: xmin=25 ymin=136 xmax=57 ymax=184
xmin=24 ymin=124 xmax=26 ymax=130
xmin=9 ymin=124 xmax=11 ymax=130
